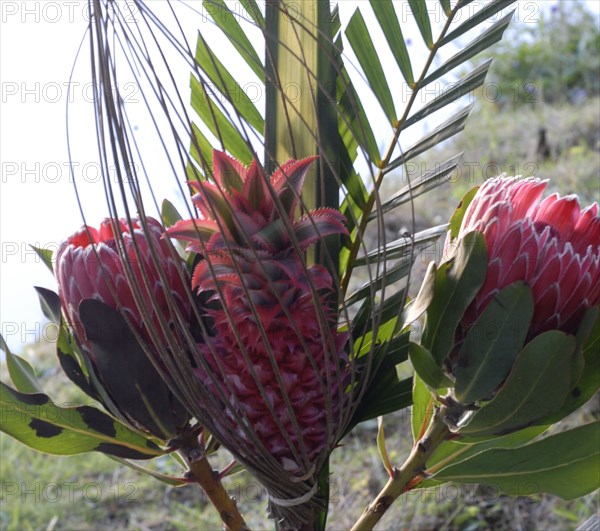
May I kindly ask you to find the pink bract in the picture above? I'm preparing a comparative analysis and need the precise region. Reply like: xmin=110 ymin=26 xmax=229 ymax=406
xmin=56 ymin=217 xmax=190 ymax=341
xmin=168 ymin=150 xmax=348 ymax=474
xmin=457 ymin=177 xmax=600 ymax=336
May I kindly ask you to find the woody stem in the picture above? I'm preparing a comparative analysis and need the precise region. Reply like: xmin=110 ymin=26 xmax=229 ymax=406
xmin=350 ymin=406 xmax=452 ymax=531
xmin=178 ymin=434 xmax=249 ymax=531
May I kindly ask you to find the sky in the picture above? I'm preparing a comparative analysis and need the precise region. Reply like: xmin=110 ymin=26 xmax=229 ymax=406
xmin=1 ymin=0 xmax=597 ymax=354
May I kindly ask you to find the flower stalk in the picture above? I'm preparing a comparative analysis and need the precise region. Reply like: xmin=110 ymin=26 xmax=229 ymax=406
xmin=177 ymin=430 xmax=249 ymax=531
xmin=351 ymin=406 xmax=454 ymax=531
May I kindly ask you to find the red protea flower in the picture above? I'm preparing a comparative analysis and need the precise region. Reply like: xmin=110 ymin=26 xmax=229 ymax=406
xmin=168 ymin=150 xmax=348 ymax=473
xmin=456 ymin=177 xmax=600 ymax=336
xmin=57 ymin=217 xmax=191 ymax=339
xmin=413 ymin=176 xmax=599 ymax=427
xmin=55 ymin=216 xmax=192 ymax=439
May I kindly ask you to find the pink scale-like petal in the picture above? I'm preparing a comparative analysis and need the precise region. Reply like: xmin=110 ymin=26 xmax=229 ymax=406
xmin=556 ymin=246 xmax=581 ymax=305
xmin=531 ymin=253 xmax=561 ymax=301
xmin=481 ymin=217 xmax=500 ymax=256
xmin=77 ymin=248 xmax=103 ymax=300
xmin=68 ymin=226 xmax=99 ymax=247
xmin=534 ymin=194 xmax=581 ymax=241
xmin=495 ymin=222 xmax=523 ymax=273
xmin=499 ymin=252 xmax=529 ymax=289
xmin=571 ymin=213 xmax=600 ymax=256
xmin=530 ymin=282 xmax=560 ymax=333
xmin=559 ymin=272 xmax=592 ymax=327
xmin=508 ymin=179 xmax=546 ymax=221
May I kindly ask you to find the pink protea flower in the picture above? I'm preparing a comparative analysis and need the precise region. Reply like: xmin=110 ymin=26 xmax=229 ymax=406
xmin=168 ymin=150 xmax=348 ymax=473
xmin=55 ymin=216 xmax=192 ymax=438
xmin=56 ymin=217 xmax=191 ymax=340
xmin=456 ymin=177 xmax=600 ymax=337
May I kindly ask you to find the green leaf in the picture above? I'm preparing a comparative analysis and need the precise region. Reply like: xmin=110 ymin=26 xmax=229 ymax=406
xmin=570 ymin=306 xmax=599 ymax=387
xmin=190 ymin=76 xmax=253 ymax=164
xmin=439 ymin=0 xmax=452 ymax=17
xmin=336 ymin=45 xmax=381 ymax=163
xmin=411 ymin=373 xmax=435 ymax=442
xmin=409 ymin=342 xmax=453 ymax=389
xmin=345 ymin=9 xmax=396 ymax=122
xmin=352 ymin=289 xmax=407 ymax=341
xmin=195 ymin=33 xmax=264 ymax=131
xmin=238 ymin=0 xmax=264 ymax=27
xmin=432 ymin=422 xmax=600 ymax=500
xmin=540 ymin=307 xmax=600 ymax=424
xmin=345 ymin=259 xmax=412 ymax=307
xmin=161 ymin=199 xmax=183 ymax=228
xmin=404 ymin=59 xmax=492 ymax=128
xmin=201 ymin=0 xmax=263 ymax=80
xmin=0 ymin=382 xmax=164 ymax=459
xmin=355 ymin=224 xmax=447 ymax=266
xmin=189 ymin=123 xmax=215 ymax=169
xmin=422 ymin=11 xmax=514 ymax=87
xmin=461 ymin=331 xmax=575 ymax=436
xmin=55 ymin=321 xmax=100 ymax=402
xmin=369 ymin=0 xmax=414 ymax=85
xmin=0 ymin=335 xmax=42 ymax=394
xmin=30 ymin=245 xmax=54 ymax=273
xmin=349 ymin=332 xmax=411 ymax=428
xmin=375 ymin=154 xmax=462 ymax=219
xmin=447 ymin=186 xmax=478 ymax=239
xmin=421 ymin=231 xmax=487 ymax=364
xmin=403 ymin=262 xmax=437 ymax=327
xmin=454 ymin=282 xmax=534 ymax=404
xmin=106 ymin=456 xmax=190 ymax=486
xmin=426 ymin=424 xmax=549 ymax=475
xmin=441 ymin=0 xmax=516 ymax=45
xmin=377 ymin=416 xmax=394 ymax=477
xmin=408 ymin=0 xmax=433 ymax=49
xmin=385 ymin=103 xmax=474 ymax=173
xmin=349 ymin=376 xmax=412 ymax=430
xmin=79 ymin=299 xmax=189 ymax=440
xmin=34 ymin=286 xmax=61 ymax=324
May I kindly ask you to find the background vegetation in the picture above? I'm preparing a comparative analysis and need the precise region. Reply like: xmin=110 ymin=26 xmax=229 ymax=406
xmin=1 ymin=3 xmax=598 ymax=530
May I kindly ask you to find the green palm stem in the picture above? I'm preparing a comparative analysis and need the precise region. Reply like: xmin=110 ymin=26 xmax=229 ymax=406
xmin=264 ymin=1 xmax=338 ymax=529
xmin=264 ymin=0 xmax=339 ymax=271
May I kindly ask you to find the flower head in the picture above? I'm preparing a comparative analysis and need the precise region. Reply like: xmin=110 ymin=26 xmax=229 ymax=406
xmin=56 ymin=216 xmax=191 ymax=439
xmin=457 ymin=178 xmax=600 ymax=336
xmin=413 ymin=176 xmax=599 ymax=434
xmin=167 ymin=150 xmax=349 ymax=475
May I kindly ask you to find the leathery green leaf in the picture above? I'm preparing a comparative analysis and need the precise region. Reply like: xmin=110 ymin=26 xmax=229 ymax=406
xmin=454 ymin=282 xmax=533 ymax=404
xmin=433 ymin=422 xmax=600 ymax=501
xmin=0 ymin=382 xmax=164 ymax=459
xmin=409 ymin=342 xmax=454 ymax=390
xmin=460 ymin=331 xmax=575 ymax=437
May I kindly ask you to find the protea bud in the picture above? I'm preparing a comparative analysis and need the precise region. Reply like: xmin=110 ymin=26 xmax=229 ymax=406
xmin=168 ymin=151 xmax=349 ymax=475
xmin=55 ymin=217 xmax=192 ymax=439
xmin=411 ymin=177 xmax=599 ymax=436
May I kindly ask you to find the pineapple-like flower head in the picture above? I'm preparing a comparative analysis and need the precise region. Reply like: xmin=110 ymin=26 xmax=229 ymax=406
xmin=167 ymin=150 xmax=349 ymax=475
xmin=56 ymin=216 xmax=191 ymax=439
xmin=414 ymin=176 xmax=599 ymax=434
